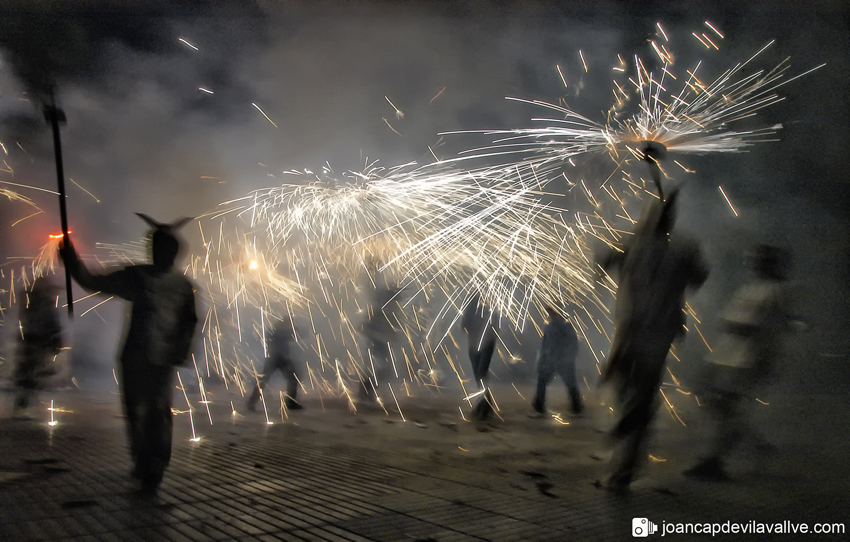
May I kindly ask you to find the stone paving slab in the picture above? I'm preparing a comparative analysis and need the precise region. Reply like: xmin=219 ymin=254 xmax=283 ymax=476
xmin=1 ymin=384 xmax=848 ymax=540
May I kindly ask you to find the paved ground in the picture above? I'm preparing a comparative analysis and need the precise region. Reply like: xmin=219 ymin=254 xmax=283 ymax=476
xmin=1 ymin=380 xmax=848 ymax=541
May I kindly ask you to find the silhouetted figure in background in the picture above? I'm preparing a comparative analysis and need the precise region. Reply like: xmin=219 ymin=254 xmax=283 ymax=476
xmin=462 ymin=293 xmax=499 ymax=420
xmin=685 ymin=245 xmax=794 ymax=481
xmin=13 ymin=277 xmax=62 ymax=416
xmin=532 ymin=306 xmax=583 ymax=416
xmin=358 ymin=285 xmax=401 ymax=404
xmin=247 ymin=317 xmax=302 ymax=411
xmin=598 ymin=190 xmax=709 ymax=492
xmin=60 ymin=214 xmax=198 ymax=492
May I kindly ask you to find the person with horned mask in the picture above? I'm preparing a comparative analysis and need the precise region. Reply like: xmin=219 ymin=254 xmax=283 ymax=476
xmin=60 ymin=213 xmax=198 ymax=492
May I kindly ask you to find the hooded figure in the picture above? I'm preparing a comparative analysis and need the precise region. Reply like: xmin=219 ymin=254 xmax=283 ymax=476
xmin=461 ymin=293 xmax=499 ymax=420
xmin=532 ymin=306 xmax=582 ymax=416
xmin=13 ymin=277 xmax=63 ymax=414
xmin=247 ymin=317 xmax=302 ymax=411
xmin=598 ymin=190 xmax=709 ymax=491
xmin=60 ymin=213 xmax=198 ymax=492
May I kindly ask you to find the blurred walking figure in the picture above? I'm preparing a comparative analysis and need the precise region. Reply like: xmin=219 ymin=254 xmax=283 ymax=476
xmin=685 ymin=245 xmax=794 ymax=481
xmin=598 ymin=190 xmax=709 ymax=492
xmin=247 ymin=317 xmax=302 ymax=412
xmin=462 ymin=293 xmax=499 ymax=421
xmin=60 ymin=214 xmax=198 ymax=492
xmin=531 ymin=306 xmax=583 ymax=417
xmin=358 ymin=285 xmax=401 ymax=404
xmin=13 ymin=278 xmax=63 ymax=416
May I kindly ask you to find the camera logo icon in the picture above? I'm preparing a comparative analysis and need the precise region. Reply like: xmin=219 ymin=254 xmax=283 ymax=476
xmin=632 ymin=518 xmax=659 ymax=537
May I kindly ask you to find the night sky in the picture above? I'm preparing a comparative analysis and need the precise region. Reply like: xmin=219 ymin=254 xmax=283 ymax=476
xmin=1 ymin=1 xmax=847 ymax=392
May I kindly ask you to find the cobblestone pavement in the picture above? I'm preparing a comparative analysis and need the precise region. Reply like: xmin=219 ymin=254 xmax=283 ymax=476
xmin=1 ymin=382 xmax=847 ymax=541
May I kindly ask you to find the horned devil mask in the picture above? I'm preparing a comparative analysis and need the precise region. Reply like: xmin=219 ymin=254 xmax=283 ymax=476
xmin=135 ymin=213 xmax=192 ymax=269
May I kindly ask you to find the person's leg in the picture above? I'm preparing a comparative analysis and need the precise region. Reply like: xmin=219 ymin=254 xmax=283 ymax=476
xmin=14 ymin=378 xmax=34 ymax=412
xmin=467 ymin=346 xmax=481 ymax=388
xmin=532 ymin=362 xmax=553 ymax=413
xmin=139 ymin=364 xmax=176 ymax=491
xmin=374 ymin=342 xmax=394 ymax=386
xmin=557 ymin=358 xmax=583 ymax=414
xmin=472 ymin=339 xmax=496 ymax=420
xmin=476 ymin=339 xmax=496 ymax=381
xmin=710 ymin=392 xmax=743 ymax=458
xmin=606 ymin=343 xmax=666 ymax=491
xmin=120 ymin=357 xmax=145 ymax=471
xmin=359 ymin=340 xmax=388 ymax=402
xmin=357 ymin=374 xmax=375 ymax=401
xmin=283 ymin=359 xmax=303 ymax=409
xmin=248 ymin=357 xmax=277 ymax=410
xmin=684 ymin=390 xmax=737 ymax=481
xmin=608 ymin=385 xmax=656 ymax=490
xmin=13 ymin=344 xmax=39 ymax=413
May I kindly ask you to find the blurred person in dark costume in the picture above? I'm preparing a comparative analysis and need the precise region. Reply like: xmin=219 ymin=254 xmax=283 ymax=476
xmin=60 ymin=214 xmax=198 ymax=492
xmin=247 ymin=317 xmax=303 ymax=411
xmin=358 ymin=284 xmax=402 ymax=404
xmin=531 ymin=306 xmax=583 ymax=417
xmin=13 ymin=277 xmax=63 ymax=416
xmin=598 ymin=189 xmax=709 ymax=492
xmin=685 ymin=245 xmax=795 ymax=481
xmin=462 ymin=293 xmax=499 ymax=421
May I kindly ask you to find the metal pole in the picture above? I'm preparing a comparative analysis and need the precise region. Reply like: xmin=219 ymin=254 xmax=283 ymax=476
xmin=45 ymin=103 xmax=73 ymax=318
xmin=639 ymin=140 xmax=668 ymax=202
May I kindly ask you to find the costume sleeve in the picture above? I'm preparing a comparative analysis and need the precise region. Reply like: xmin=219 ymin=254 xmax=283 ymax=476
xmin=62 ymin=243 xmax=138 ymax=301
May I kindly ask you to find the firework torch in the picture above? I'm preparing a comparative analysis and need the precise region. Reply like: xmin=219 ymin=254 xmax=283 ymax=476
xmin=44 ymin=99 xmax=73 ymax=318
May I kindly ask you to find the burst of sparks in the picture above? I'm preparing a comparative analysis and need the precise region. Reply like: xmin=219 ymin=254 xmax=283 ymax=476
xmin=2 ymin=22 xmax=823 ymax=428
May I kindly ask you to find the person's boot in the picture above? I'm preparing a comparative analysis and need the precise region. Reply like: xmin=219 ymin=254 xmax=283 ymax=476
xmin=570 ymin=399 xmax=584 ymax=418
xmin=284 ymin=397 xmax=304 ymax=410
xmin=528 ymin=396 xmax=546 ymax=418
xmin=683 ymin=456 xmax=729 ymax=481
xmin=471 ymin=396 xmax=493 ymax=421
xmin=531 ymin=396 xmax=545 ymax=414
xmin=246 ymin=390 xmax=260 ymax=412
xmin=601 ymin=468 xmax=632 ymax=495
xmin=13 ymin=394 xmax=32 ymax=419
xmin=139 ymin=457 xmax=166 ymax=494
